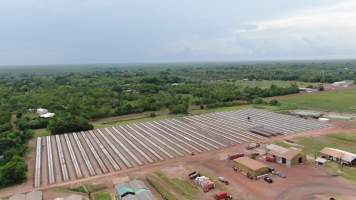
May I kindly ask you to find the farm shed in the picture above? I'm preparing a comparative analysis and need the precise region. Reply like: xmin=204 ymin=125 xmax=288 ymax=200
xmin=320 ymin=147 xmax=356 ymax=166
xmin=233 ymin=157 xmax=269 ymax=177
xmin=115 ymin=180 xmax=155 ymax=200
xmin=266 ymin=144 xmax=306 ymax=167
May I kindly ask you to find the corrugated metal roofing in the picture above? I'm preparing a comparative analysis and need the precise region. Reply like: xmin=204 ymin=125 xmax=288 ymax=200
xmin=116 ymin=180 xmax=155 ymax=200
xmin=233 ymin=157 xmax=267 ymax=171
xmin=267 ymin=144 xmax=302 ymax=160
xmin=320 ymin=147 xmax=356 ymax=163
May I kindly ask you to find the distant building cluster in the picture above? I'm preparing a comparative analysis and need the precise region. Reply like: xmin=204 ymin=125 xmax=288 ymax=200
xmin=331 ymin=80 xmax=354 ymax=87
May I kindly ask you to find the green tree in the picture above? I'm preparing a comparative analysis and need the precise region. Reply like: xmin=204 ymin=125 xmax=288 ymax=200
xmin=48 ymin=115 xmax=93 ymax=135
xmin=0 ymin=156 xmax=27 ymax=187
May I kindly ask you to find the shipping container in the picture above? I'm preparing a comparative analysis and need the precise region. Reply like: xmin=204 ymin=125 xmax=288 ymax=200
xmin=228 ymin=153 xmax=244 ymax=160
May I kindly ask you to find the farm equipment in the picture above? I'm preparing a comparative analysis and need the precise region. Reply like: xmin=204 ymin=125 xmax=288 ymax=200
xmin=232 ymin=166 xmax=238 ymax=172
xmin=246 ymin=143 xmax=260 ymax=150
xmin=215 ymin=191 xmax=233 ymax=200
xmin=194 ymin=176 xmax=215 ymax=192
xmin=274 ymin=171 xmax=287 ymax=178
xmin=250 ymin=152 xmax=260 ymax=159
xmin=218 ymin=177 xmax=229 ymax=185
xmin=264 ymin=176 xmax=273 ymax=183
xmin=188 ymin=171 xmax=200 ymax=179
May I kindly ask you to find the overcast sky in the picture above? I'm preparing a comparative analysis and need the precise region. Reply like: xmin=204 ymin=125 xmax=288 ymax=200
xmin=0 ymin=0 xmax=355 ymax=65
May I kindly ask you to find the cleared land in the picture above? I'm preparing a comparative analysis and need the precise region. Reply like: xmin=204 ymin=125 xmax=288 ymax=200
xmin=33 ymin=109 xmax=329 ymax=188
xmin=277 ymin=89 xmax=356 ymax=112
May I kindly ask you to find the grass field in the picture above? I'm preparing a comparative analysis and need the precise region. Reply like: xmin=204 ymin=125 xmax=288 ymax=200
xmin=277 ymin=132 xmax=356 ymax=182
xmin=146 ymin=171 xmax=205 ymax=200
xmin=33 ymin=128 xmax=50 ymax=137
xmin=93 ymin=191 xmax=111 ymax=200
xmin=277 ymin=89 xmax=356 ymax=113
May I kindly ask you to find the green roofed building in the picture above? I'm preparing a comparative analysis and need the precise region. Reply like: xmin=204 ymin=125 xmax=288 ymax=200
xmin=115 ymin=180 xmax=155 ymax=200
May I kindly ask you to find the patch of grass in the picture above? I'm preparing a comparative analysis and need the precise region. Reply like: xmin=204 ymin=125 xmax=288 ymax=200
xmin=69 ymin=186 xmax=88 ymax=193
xmin=296 ymin=132 xmax=356 ymax=156
xmin=154 ymin=171 xmax=199 ymax=200
xmin=93 ymin=114 xmax=173 ymax=128
xmin=93 ymin=191 xmax=112 ymax=200
xmin=190 ymin=104 xmax=253 ymax=115
xmin=278 ymin=89 xmax=356 ymax=113
xmin=274 ymin=141 xmax=294 ymax=148
xmin=146 ymin=177 xmax=178 ymax=200
xmin=33 ymin=128 xmax=50 ymax=137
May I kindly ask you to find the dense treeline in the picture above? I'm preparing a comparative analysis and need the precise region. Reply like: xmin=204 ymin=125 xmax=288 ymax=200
xmin=0 ymin=108 xmax=30 ymax=187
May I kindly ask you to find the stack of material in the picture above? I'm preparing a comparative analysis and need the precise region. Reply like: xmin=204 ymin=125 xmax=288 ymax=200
xmin=249 ymin=126 xmax=282 ymax=137
xmin=194 ymin=176 xmax=215 ymax=192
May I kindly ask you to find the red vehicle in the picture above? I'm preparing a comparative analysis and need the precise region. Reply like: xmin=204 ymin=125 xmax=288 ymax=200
xmin=215 ymin=191 xmax=227 ymax=200
xmin=265 ymin=156 xmax=276 ymax=162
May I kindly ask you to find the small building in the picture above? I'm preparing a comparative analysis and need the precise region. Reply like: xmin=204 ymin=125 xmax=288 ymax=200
xmin=315 ymin=157 xmax=328 ymax=166
xmin=233 ymin=157 xmax=269 ymax=177
xmin=116 ymin=179 xmax=155 ymax=200
xmin=289 ymin=110 xmax=323 ymax=119
xmin=40 ymin=112 xmax=55 ymax=118
xmin=36 ymin=108 xmax=48 ymax=115
xmin=266 ymin=144 xmax=306 ymax=167
xmin=331 ymin=80 xmax=353 ymax=87
xmin=299 ymin=87 xmax=319 ymax=93
xmin=319 ymin=147 xmax=356 ymax=166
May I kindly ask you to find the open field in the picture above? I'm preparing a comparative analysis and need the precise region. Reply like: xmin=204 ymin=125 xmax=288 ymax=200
xmin=33 ymin=109 xmax=328 ymax=188
xmin=277 ymin=89 xmax=356 ymax=113
xmin=93 ymin=191 xmax=111 ymax=200
xmin=147 ymin=171 xmax=204 ymax=200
